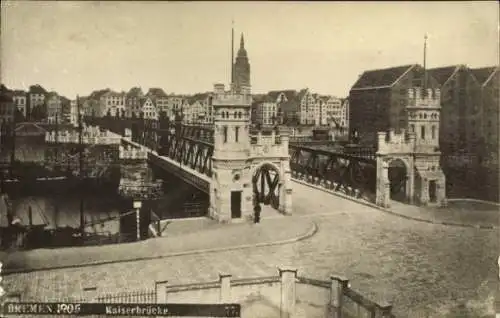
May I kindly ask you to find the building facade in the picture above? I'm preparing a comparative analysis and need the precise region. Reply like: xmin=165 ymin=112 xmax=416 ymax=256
xmin=349 ymin=64 xmax=439 ymax=146
xmin=102 ymin=91 xmax=126 ymax=117
xmin=46 ymin=92 xmax=62 ymax=123
xmin=146 ymin=88 xmax=169 ymax=117
xmin=298 ymin=89 xmax=316 ymax=125
xmin=27 ymin=85 xmax=47 ymax=121
xmin=340 ymin=98 xmax=349 ymax=131
xmin=126 ymin=87 xmax=145 ymax=118
xmin=139 ymin=97 xmax=158 ymax=120
xmin=0 ymin=85 xmax=15 ymax=124
xmin=12 ymin=91 xmax=27 ymax=119
xmin=472 ymin=66 xmax=499 ymax=159
xmin=428 ymin=65 xmax=482 ymax=153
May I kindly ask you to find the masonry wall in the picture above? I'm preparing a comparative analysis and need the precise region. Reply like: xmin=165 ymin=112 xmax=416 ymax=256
xmin=349 ymin=88 xmax=391 ymax=146
xmin=481 ymin=70 xmax=499 ymax=155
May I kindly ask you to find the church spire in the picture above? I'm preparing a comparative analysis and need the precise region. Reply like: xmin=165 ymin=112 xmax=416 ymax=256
xmin=423 ymin=34 xmax=428 ymax=89
xmin=240 ymin=33 xmax=244 ymax=49
xmin=231 ymin=20 xmax=234 ymax=85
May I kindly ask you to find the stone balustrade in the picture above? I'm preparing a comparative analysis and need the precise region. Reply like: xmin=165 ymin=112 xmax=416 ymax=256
xmin=407 ymin=87 xmax=441 ymax=108
xmin=249 ymin=130 xmax=289 ymax=158
xmin=132 ymin=269 xmax=393 ymax=318
xmin=45 ymin=126 xmax=121 ymax=145
xmin=377 ymin=130 xmax=415 ymax=155
xmin=119 ymin=145 xmax=148 ymax=160
xmin=213 ymin=93 xmax=252 ymax=106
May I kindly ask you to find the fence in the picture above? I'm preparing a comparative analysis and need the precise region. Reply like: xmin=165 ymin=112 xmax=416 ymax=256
xmin=152 ymin=271 xmax=396 ymax=317
xmin=27 ymin=268 xmax=394 ymax=318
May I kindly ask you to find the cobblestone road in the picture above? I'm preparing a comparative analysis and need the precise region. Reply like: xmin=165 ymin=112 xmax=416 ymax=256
xmin=3 ymin=182 xmax=498 ymax=317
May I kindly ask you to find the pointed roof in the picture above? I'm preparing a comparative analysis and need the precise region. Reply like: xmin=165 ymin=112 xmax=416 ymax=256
xmin=29 ymin=84 xmax=47 ymax=94
xmin=237 ymin=33 xmax=247 ymax=58
xmin=470 ymin=66 xmax=498 ymax=86
xmin=297 ymin=88 xmax=310 ymax=101
xmin=351 ymin=64 xmax=417 ymax=91
xmin=89 ymin=88 xmax=111 ymax=100
xmin=147 ymin=88 xmax=168 ymax=98
xmin=127 ymin=87 xmax=144 ymax=98
xmin=428 ymin=66 xmax=460 ymax=86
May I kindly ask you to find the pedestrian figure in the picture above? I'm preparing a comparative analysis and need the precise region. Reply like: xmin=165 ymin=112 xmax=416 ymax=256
xmin=254 ymin=204 xmax=261 ymax=224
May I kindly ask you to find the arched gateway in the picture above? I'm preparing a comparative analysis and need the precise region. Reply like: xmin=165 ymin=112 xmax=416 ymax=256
xmin=375 ymin=88 xmax=447 ymax=208
xmin=252 ymin=162 xmax=281 ymax=210
xmin=208 ymin=83 xmax=292 ymax=223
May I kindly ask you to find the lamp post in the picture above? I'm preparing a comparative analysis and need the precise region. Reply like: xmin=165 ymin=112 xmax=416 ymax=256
xmin=133 ymin=200 xmax=142 ymax=241
xmin=77 ymin=97 xmax=85 ymax=238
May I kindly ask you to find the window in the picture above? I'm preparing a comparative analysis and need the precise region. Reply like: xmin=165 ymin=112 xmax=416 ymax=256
xmin=223 ymin=126 xmax=228 ymax=143
xmin=421 ymin=126 xmax=426 ymax=140
xmin=431 ymin=125 xmax=436 ymax=139
xmin=410 ymin=124 xmax=415 ymax=133
xmin=235 ymin=126 xmax=239 ymax=142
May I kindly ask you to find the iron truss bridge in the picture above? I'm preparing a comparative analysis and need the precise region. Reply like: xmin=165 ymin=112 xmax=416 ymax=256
xmin=89 ymin=117 xmax=387 ymax=201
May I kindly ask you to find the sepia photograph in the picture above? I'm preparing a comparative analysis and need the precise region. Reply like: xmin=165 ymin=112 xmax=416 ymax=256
xmin=0 ymin=1 xmax=499 ymax=317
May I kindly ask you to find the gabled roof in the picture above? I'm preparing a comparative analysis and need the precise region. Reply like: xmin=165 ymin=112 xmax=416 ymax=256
xmin=89 ymin=89 xmax=111 ymax=100
xmin=147 ymin=88 xmax=168 ymax=98
xmin=29 ymin=85 xmax=47 ymax=94
xmin=140 ymin=96 xmax=155 ymax=107
xmin=12 ymin=90 xmax=27 ymax=96
xmin=470 ymin=66 xmax=499 ymax=86
xmin=428 ymin=66 xmax=460 ymax=86
xmin=0 ymin=85 xmax=13 ymax=102
xmin=351 ymin=64 xmax=417 ymax=90
xmin=46 ymin=92 xmax=59 ymax=100
xmin=127 ymin=87 xmax=144 ymax=98
xmin=297 ymin=88 xmax=309 ymax=101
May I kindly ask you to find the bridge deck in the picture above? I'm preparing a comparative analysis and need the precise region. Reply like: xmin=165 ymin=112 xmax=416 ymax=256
xmin=121 ymin=138 xmax=211 ymax=193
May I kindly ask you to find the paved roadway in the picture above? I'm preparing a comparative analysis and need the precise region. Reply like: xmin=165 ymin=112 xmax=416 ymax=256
xmin=3 ymin=182 xmax=498 ymax=317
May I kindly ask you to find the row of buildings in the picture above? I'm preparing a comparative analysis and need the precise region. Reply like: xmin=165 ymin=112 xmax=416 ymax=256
xmin=349 ymin=64 xmax=499 ymax=155
xmin=0 ymin=84 xmax=72 ymax=124
xmin=0 ymin=84 xmax=350 ymax=131
xmin=252 ymin=89 xmax=349 ymax=129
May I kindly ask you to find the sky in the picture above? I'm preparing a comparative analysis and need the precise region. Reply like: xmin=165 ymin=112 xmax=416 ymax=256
xmin=1 ymin=1 xmax=499 ymax=99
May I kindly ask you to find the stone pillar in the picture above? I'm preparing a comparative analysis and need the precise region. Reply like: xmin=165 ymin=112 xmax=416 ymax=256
xmin=376 ymin=158 xmax=390 ymax=208
xmin=279 ymin=267 xmax=297 ymax=318
xmin=420 ymin=178 xmax=429 ymax=205
xmin=407 ymin=160 xmax=415 ymax=204
xmin=329 ymin=275 xmax=349 ymax=318
xmin=219 ymin=273 xmax=232 ymax=303
xmin=155 ymin=280 xmax=168 ymax=303
xmin=280 ymin=160 xmax=293 ymax=215
xmin=437 ymin=178 xmax=447 ymax=207
xmin=374 ymin=302 xmax=393 ymax=318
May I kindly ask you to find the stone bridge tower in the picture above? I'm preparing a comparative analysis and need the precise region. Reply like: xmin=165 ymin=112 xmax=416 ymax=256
xmin=376 ymin=88 xmax=446 ymax=207
xmin=209 ymin=83 xmax=253 ymax=223
xmin=407 ymin=87 xmax=446 ymax=206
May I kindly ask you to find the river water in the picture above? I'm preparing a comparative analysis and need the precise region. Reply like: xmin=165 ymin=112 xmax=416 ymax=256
xmin=2 ymin=161 xmax=208 ymax=237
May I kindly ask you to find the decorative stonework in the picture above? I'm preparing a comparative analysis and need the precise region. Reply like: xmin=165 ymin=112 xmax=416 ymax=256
xmin=375 ymin=87 xmax=446 ymax=208
xmin=209 ymin=83 xmax=292 ymax=223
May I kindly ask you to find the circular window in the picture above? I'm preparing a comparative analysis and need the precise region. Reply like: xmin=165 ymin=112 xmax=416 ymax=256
xmin=233 ymin=174 xmax=240 ymax=181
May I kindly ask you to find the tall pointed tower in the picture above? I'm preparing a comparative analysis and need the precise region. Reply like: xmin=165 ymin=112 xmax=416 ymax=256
xmin=209 ymin=32 xmax=253 ymax=223
xmin=232 ymin=33 xmax=251 ymax=94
